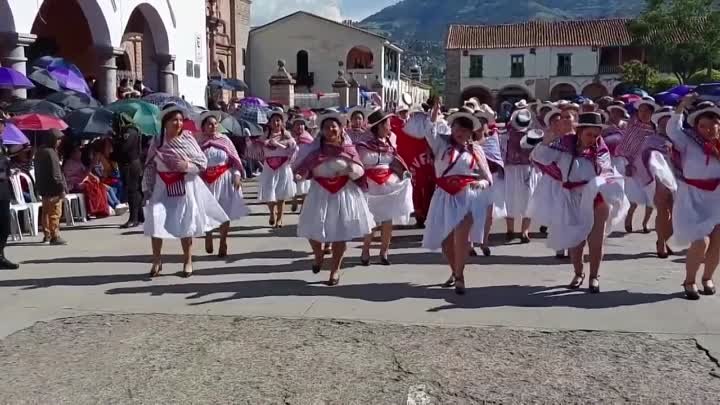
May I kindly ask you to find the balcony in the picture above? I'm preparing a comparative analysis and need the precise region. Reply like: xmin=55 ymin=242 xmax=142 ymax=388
xmin=556 ymin=65 xmax=572 ymax=76
xmin=598 ymin=65 xmax=622 ymax=75
xmin=292 ymin=72 xmax=315 ymax=88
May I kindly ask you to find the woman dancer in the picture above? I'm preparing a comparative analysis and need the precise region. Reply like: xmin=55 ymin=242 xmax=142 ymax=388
xmin=143 ymin=107 xmax=229 ymax=277
xmin=530 ymin=112 xmax=628 ymax=293
xmin=346 ymin=107 xmax=369 ymax=143
xmin=357 ymin=109 xmax=414 ymax=265
xmin=256 ymin=109 xmax=297 ymax=228
xmin=417 ymin=102 xmax=493 ymax=294
xmin=504 ymin=108 xmax=540 ymax=243
xmin=289 ymin=116 xmax=315 ymax=212
xmin=196 ymin=111 xmax=249 ymax=257
xmin=616 ymin=98 xmax=658 ymax=233
xmin=528 ymin=107 xmax=575 ymax=258
xmin=669 ymin=94 xmax=720 ymax=299
xmin=294 ymin=112 xmax=375 ymax=286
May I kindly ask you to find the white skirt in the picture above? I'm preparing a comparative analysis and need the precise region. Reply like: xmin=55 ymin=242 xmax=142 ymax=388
xmin=297 ymin=180 xmax=376 ymax=242
xmin=623 ymin=151 xmax=677 ymax=207
xmin=673 ymin=182 xmax=720 ymax=245
xmin=489 ymin=172 xmax=507 ymax=219
xmin=504 ymin=164 xmax=541 ymax=218
xmin=527 ymin=173 xmax=559 ymax=223
xmin=545 ymin=175 xmax=629 ymax=251
xmin=422 ymin=186 xmax=492 ymax=250
xmin=204 ymin=170 xmax=249 ymax=221
xmin=257 ymin=161 xmax=297 ymax=202
xmin=366 ymin=175 xmax=414 ymax=224
xmin=296 ymin=179 xmax=311 ymax=195
xmin=144 ymin=173 xmax=229 ymax=239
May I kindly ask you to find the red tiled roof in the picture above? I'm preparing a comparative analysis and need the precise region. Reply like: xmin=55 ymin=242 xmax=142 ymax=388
xmin=446 ymin=19 xmax=635 ymax=50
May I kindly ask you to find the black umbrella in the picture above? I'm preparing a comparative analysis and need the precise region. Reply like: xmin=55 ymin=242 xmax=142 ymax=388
xmin=65 ymin=107 xmax=114 ymax=138
xmin=237 ymin=118 xmax=263 ymax=137
xmin=46 ymin=90 xmax=101 ymax=111
xmin=209 ymin=78 xmax=249 ymax=92
xmin=218 ymin=113 xmax=246 ymax=137
xmin=4 ymin=99 xmax=67 ymax=118
xmin=28 ymin=68 xmax=63 ymax=92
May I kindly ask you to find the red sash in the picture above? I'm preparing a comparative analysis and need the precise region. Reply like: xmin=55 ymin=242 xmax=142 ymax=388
xmin=436 ymin=175 xmax=476 ymax=195
xmin=266 ymin=156 xmax=289 ymax=170
xmin=201 ymin=164 xmax=230 ymax=184
xmin=157 ymin=172 xmax=186 ymax=197
xmin=684 ymin=177 xmax=720 ymax=191
xmin=315 ymin=176 xmax=349 ymax=194
xmin=365 ymin=168 xmax=393 ymax=185
xmin=562 ymin=180 xmax=588 ymax=190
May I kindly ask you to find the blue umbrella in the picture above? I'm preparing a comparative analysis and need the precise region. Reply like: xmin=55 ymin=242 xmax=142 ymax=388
xmin=654 ymin=92 xmax=681 ymax=106
xmin=65 ymin=107 xmax=114 ymax=138
xmin=695 ymin=83 xmax=720 ymax=103
xmin=142 ymin=92 xmax=194 ymax=110
xmin=209 ymin=78 xmax=249 ymax=91
xmin=0 ymin=67 xmax=34 ymax=90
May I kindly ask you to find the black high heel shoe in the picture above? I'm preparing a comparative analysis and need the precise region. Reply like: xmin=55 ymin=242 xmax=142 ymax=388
xmin=380 ymin=255 xmax=391 ymax=266
xmin=481 ymin=245 xmax=491 ymax=257
xmin=454 ymin=276 xmax=466 ymax=295
xmin=442 ymin=275 xmax=456 ymax=288
xmin=360 ymin=253 xmax=370 ymax=267
xmin=589 ymin=277 xmax=600 ymax=294
xmin=568 ymin=272 xmax=585 ymax=289
xmin=683 ymin=282 xmax=701 ymax=300
xmin=701 ymin=279 xmax=716 ymax=296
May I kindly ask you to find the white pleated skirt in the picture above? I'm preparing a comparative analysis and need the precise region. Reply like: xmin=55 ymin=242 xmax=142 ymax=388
xmin=295 ymin=179 xmax=311 ymax=195
xmin=489 ymin=172 xmax=507 ymax=219
xmin=673 ymin=182 xmax=720 ymax=245
xmin=144 ymin=173 xmax=230 ymax=239
xmin=504 ymin=164 xmax=541 ymax=218
xmin=257 ymin=162 xmax=297 ymax=202
xmin=366 ymin=175 xmax=414 ymax=224
xmin=527 ymin=174 xmax=559 ymax=223
xmin=297 ymin=180 xmax=376 ymax=242
xmin=623 ymin=151 xmax=677 ymax=207
xmin=545 ymin=175 xmax=629 ymax=251
xmin=204 ymin=170 xmax=249 ymax=221
xmin=422 ymin=186 xmax=492 ymax=250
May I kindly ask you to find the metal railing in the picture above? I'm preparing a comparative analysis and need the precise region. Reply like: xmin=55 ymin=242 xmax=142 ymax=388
xmin=598 ymin=65 xmax=622 ymax=75
xmin=556 ymin=65 xmax=572 ymax=76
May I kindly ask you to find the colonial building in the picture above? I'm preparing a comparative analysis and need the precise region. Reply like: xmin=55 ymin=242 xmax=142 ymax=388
xmin=445 ymin=19 xmax=645 ymax=109
xmin=206 ymin=0 xmax=251 ymax=101
xmin=248 ymin=11 xmax=409 ymax=107
xmin=0 ymin=0 xmax=209 ymax=105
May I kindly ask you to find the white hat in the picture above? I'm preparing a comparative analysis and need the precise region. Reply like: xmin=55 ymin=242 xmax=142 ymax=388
xmin=514 ymin=99 xmax=529 ymax=109
xmin=543 ymin=107 xmax=563 ymax=128
xmin=159 ymin=105 xmax=189 ymax=122
xmin=446 ymin=108 xmax=459 ymax=115
xmin=397 ymin=103 xmax=410 ymax=113
xmin=197 ymin=110 xmax=222 ymax=127
xmin=607 ymin=103 xmax=630 ymax=119
xmin=317 ymin=111 xmax=346 ymax=128
xmin=464 ymin=97 xmax=481 ymax=111
xmin=267 ymin=107 xmax=287 ymax=121
xmin=367 ymin=108 xmax=395 ymax=128
xmin=447 ymin=111 xmax=482 ymax=131
xmin=688 ymin=105 xmax=720 ymax=128
xmin=520 ymin=129 xmax=544 ymax=149
xmin=510 ymin=109 xmax=532 ymax=131
xmin=651 ymin=107 xmax=673 ymax=128
xmin=537 ymin=101 xmax=554 ymax=113
xmin=633 ymin=97 xmax=659 ymax=113
xmin=474 ymin=104 xmax=496 ymax=124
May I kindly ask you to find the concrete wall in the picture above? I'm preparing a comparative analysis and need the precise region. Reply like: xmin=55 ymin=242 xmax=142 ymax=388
xmin=3 ymin=0 xmax=208 ymax=105
xmin=248 ymin=13 xmax=387 ymax=101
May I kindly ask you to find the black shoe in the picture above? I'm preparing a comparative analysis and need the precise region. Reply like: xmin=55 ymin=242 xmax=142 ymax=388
xmin=120 ymin=221 xmax=140 ymax=229
xmin=360 ymin=257 xmax=370 ymax=266
xmin=505 ymin=232 xmax=515 ymax=242
xmin=415 ymin=218 xmax=426 ymax=229
xmin=701 ymin=279 xmax=716 ymax=296
xmin=50 ymin=237 xmax=67 ymax=246
xmin=469 ymin=248 xmax=478 ymax=257
xmin=481 ymin=246 xmax=491 ymax=257
xmin=539 ymin=226 xmax=548 ymax=234
xmin=684 ymin=282 xmax=701 ymax=300
xmin=589 ymin=278 xmax=600 ymax=294
xmin=520 ymin=235 xmax=531 ymax=244
xmin=454 ymin=277 xmax=466 ymax=295
xmin=555 ymin=250 xmax=567 ymax=259
xmin=380 ymin=256 xmax=391 ymax=266
xmin=312 ymin=264 xmax=321 ymax=274
xmin=0 ymin=257 xmax=19 ymax=270
xmin=442 ymin=275 xmax=456 ymax=288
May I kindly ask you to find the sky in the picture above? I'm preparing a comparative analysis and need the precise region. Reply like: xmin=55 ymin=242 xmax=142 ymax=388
xmin=250 ymin=0 xmax=397 ymax=26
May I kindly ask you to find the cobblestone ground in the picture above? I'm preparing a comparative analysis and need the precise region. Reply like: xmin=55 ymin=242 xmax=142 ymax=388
xmin=1 ymin=314 xmax=719 ymax=404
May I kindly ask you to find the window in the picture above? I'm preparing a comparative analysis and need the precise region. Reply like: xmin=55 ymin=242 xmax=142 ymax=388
xmin=510 ymin=54 xmax=524 ymax=77
xmin=557 ymin=54 xmax=572 ymax=76
xmin=242 ymin=49 xmax=247 ymax=66
xmin=296 ymin=50 xmax=309 ymax=76
xmin=469 ymin=55 xmax=483 ymax=78
xmin=186 ymin=60 xmax=193 ymax=77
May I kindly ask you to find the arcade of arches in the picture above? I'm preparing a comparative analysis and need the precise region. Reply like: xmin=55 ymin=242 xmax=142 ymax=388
xmin=0 ymin=0 xmax=175 ymax=103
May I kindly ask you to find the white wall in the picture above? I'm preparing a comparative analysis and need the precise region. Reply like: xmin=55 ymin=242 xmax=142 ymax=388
xmin=4 ymin=0 xmax=207 ymax=105
xmin=248 ymin=13 xmax=387 ymax=100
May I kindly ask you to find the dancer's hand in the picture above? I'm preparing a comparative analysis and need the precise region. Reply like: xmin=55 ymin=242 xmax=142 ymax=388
xmin=677 ymin=93 xmax=698 ymax=112
xmin=472 ymin=180 xmax=489 ymax=190
xmin=233 ymin=175 xmax=242 ymax=190
xmin=294 ymin=174 xmax=303 ymax=181
xmin=176 ymin=160 xmax=189 ymax=171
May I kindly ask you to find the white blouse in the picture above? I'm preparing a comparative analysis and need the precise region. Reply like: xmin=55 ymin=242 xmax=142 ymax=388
xmin=311 ymin=157 xmax=364 ymax=180
xmin=531 ymin=144 xmax=599 ymax=183
xmin=359 ymin=149 xmax=395 ymax=169
xmin=667 ymin=112 xmax=720 ymax=179
xmin=424 ymin=122 xmax=483 ymax=177
xmin=205 ymin=146 xmax=240 ymax=177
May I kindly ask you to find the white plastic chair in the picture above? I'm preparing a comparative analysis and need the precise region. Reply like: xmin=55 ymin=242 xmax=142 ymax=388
xmin=64 ymin=192 xmax=88 ymax=225
xmin=8 ymin=174 xmax=33 ymax=241
xmin=14 ymin=172 xmax=40 ymax=236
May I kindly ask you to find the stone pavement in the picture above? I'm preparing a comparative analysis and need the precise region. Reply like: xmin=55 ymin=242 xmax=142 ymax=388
xmin=1 ymin=183 xmax=720 ymax=402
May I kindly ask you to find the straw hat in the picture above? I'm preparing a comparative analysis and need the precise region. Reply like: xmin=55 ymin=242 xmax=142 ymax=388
xmin=514 ymin=99 xmax=529 ymax=109
xmin=197 ymin=110 xmax=222 ymax=127
xmin=367 ymin=109 xmax=395 ymax=128
xmin=520 ymin=129 xmax=544 ymax=149
xmin=510 ymin=109 xmax=532 ymax=131
xmin=688 ymin=105 xmax=720 ymax=127
xmin=633 ymin=97 xmax=659 ymax=113
xmin=651 ymin=106 xmax=674 ymax=127
xmin=317 ymin=111 xmax=346 ymax=128
xmin=474 ymin=104 xmax=496 ymax=124
xmin=447 ymin=111 xmax=481 ymax=131
xmin=543 ymin=107 xmax=563 ymax=127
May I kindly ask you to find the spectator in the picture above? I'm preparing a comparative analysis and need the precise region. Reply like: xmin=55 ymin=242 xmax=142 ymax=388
xmin=33 ymin=130 xmax=67 ymax=245
xmin=62 ymin=142 xmax=110 ymax=218
xmin=90 ymin=139 xmax=123 ymax=209
xmin=0 ymin=112 xmax=18 ymax=268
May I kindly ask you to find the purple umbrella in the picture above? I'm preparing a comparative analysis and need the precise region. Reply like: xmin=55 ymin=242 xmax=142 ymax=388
xmin=668 ymin=84 xmax=695 ymax=97
xmin=1 ymin=123 xmax=30 ymax=145
xmin=0 ymin=67 xmax=34 ymax=90
xmin=655 ymin=92 xmax=681 ymax=106
xmin=48 ymin=66 xmax=90 ymax=94
xmin=240 ymin=97 xmax=268 ymax=107
xmin=695 ymin=83 xmax=720 ymax=103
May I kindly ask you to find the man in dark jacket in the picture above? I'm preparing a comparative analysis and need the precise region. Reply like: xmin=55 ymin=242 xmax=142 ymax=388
xmin=0 ymin=113 xmax=19 ymax=268
xmin=34 ymin=129 xmax=67 ymax=245
xmin=111 ymin=113 xmax=143 ymax=228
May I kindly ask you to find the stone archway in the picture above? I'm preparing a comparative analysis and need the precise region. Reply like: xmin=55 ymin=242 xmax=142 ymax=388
xmin=461 ymin=85 xmax=493 ymax=107
xmin=121 ymin=3 xmax=172 ymax=94
xmin=582 ymin=83 xmax=609 ymax=100
xmin=550 ymin=83 xmax=577 ymax=101
xmin=346 ymin=46 xmax=374 ymax=70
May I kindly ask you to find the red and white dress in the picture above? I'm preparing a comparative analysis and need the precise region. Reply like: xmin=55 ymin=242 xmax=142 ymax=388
xmin=356 ymin=137 xmax=414 ymax=224
xmin=196 ymin=132 xmax=249 ymax=221
xmin=419 ymin=118 xmax=494 ymax=250
xmin=294 ymin=138 xmax=375 ymax=242
xmin=668 ymin=112 xmax=720 ymax=245
xmin=530 ymin=136 xmax=629 ymax=250
xmin=255 ymin=132 xmax=298 ymax=202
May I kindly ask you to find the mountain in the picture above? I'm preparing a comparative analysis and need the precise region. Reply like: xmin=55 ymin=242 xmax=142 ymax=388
xmin=360 ymin=0 xmax=646 ymax=41
xmin=358 ymin=0 xmax=647 ymax=91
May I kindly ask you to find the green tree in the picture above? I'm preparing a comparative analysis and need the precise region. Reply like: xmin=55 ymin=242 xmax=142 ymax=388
xmin=621 ymin=60 xmax=659 ymax=89
xmin=629 ymin=0 xmax=720 ymax=83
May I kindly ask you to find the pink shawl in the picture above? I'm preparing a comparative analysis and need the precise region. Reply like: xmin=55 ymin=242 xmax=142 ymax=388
xmin=616 ymin=117 xmax=655 ymax=160
xmin=196 ymin=132 xmax=244 ymax=171
xmin=356 ymin=136 xmax=409 ymax=176
xmin=142 ymin=131 xmax=207 ymax=193
xmin=551 ymin=134 xmax=613 ymax=176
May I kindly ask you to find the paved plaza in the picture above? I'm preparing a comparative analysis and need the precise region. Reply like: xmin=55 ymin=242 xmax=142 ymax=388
xmin=1 ymin=184 xmax=720 ymax=403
